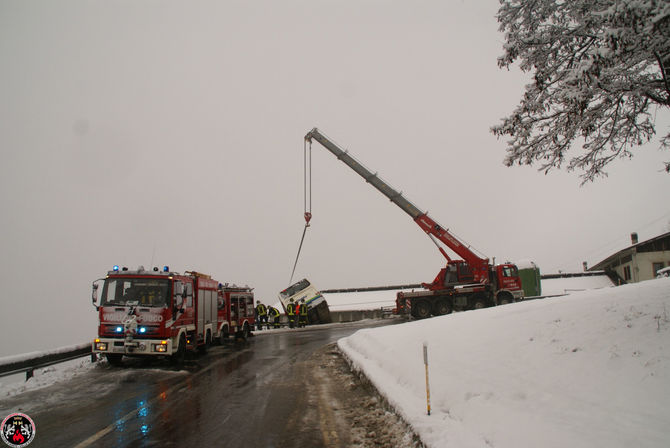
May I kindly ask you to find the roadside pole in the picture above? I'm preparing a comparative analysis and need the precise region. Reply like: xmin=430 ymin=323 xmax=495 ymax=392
xmin=423 ymin=342 xmax=431 ymax=416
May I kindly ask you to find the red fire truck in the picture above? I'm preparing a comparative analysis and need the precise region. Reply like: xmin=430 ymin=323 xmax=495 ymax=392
xmin=92 ymin=266 xmax=221 ymax=365
xmin=216 ymin=283 xmax=255 ymax=342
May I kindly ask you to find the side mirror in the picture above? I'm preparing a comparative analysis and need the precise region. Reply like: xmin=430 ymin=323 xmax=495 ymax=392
xmin=92 ymin=279 xmax=103 ymax=310
xmin=173 ymin=281 xmax=185 ymax=313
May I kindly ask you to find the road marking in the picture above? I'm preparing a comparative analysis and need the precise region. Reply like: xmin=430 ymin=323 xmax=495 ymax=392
xmin=72 ymin=405 xmax=138 ymax=448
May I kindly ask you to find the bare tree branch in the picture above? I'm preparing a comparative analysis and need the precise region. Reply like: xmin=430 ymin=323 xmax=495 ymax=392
xmin=493 ymin=0 xmax=669 ymax=182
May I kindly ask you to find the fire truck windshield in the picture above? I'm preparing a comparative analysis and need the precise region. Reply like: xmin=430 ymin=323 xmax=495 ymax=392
xmin=101 ymin=278 xmax=169 ymax=307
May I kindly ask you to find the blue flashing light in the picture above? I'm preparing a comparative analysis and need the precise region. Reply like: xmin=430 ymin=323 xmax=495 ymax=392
xmin=163 ymin=266 xmax=169 ymax=272
xmin=115 ymin=326 xmax=123 ymax=333
xmin=113 ymin=265 xmax=119 ymax=272
xmin=139 ymin=327 xmax=147 ymax=334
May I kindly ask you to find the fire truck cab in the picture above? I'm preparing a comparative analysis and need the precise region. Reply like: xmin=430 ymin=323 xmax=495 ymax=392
xmin=92 ymin=266 xmax=219 ymax=365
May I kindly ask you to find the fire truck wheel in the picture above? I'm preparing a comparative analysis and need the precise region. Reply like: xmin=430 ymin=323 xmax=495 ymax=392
xmin=171 ymin=335 xmax=186 ymax=365
xmin=106 ymin=354 xmax=123 ymax=366
xmin=219 ymin=327 xmax=229 ymax=345
xmin=238 ymin=323 xmax=249 ymax=341
xmin=199 ymin=331 xmax=211 ymax=354
xmin=412 ymin=300 xmax=431 ymax=319
xmin=433 ymin=299 xmax=451 ymax=316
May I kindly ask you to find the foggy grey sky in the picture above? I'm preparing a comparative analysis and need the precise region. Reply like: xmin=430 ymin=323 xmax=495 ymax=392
xmin=1 ymin=0 xmax=668 ymax=357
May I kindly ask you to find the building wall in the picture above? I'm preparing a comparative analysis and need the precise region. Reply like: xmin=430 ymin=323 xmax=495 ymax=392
xmin=635 ymin=251 xmax=670 ymax=282
xmin=608 ymin=251 xmax=670 ymax=283
xmin=609 ymin=260 xmax=632 ymax=284
xmin=590 ymin=233 xmax=670 ymax=284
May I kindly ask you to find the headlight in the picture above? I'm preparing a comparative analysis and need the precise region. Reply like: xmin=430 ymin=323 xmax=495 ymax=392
xmin=95 ymin=340 xmax=108 ymax=351
xmin=153 ymin=342 xmax=168 ymax=353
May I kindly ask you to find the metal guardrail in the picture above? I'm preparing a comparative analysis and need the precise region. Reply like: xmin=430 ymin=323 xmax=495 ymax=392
xmin=0 ymin=343 xmax=94 ymax=381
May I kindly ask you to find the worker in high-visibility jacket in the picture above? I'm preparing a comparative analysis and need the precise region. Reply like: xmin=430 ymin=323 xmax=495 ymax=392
xmin=286 ymin=298 xmax=297 ymax=329
xmin=268 ymin=306 xmax=281 ymax=328
xmin=298 ymin=299 xmax=308 ymax=327
xmin=255 ymin=301 xmax=268 ymax=330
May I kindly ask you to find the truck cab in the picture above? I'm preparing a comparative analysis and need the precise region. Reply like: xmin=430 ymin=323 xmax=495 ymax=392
xmin=493 ymin=263 xmax=524 ymax=304
xmin=92 ymin=266 xmax=218 ymax=365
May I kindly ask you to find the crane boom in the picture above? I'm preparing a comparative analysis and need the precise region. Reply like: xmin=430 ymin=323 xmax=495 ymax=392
xmin=305 ymin=128 xmax=423 ymax=219
xmin=304 ymin=128 xmax=488 ymax=271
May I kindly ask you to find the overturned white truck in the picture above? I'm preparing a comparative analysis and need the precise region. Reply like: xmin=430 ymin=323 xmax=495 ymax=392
xmin=279 ymin=278 xmax=331 ymax=324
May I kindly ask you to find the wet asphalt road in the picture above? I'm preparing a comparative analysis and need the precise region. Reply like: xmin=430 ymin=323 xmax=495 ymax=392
xmin=2 ymin=320 xmax=397 ymax=448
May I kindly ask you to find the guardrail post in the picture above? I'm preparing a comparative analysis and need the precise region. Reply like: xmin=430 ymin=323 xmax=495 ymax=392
xmin=26 ymin=368 xmax=34 ymax=382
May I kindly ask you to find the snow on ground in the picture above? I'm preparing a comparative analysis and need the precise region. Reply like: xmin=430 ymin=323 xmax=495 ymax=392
xmin=0 ymin=357 xmax=98 ymax=400
xmin=541 ymin=274 xmax=614 ymax=296
xmin=338 ymin=277 xmax=670 ymax=448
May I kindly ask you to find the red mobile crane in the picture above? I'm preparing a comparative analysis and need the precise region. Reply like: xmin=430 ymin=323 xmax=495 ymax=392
xmin=304 ymin=128 xmax=524 ymax=319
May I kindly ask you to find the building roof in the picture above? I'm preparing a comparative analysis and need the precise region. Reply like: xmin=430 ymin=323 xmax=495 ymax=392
xmin=589 ymin=231 xmax=670 ymax=271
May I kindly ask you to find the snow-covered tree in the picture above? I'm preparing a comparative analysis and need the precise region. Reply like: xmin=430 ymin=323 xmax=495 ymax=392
xmin=492 ymin=0 xmax=670 ymax=182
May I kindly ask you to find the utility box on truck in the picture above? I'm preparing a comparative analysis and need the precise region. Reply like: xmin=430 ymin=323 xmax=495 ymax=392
xmin=516 ymin=260 xmax=542 ymax=298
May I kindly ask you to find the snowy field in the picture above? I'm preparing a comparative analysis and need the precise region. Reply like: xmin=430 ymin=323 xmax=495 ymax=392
xmin=541 ymin=274 xmax=615 ymax=296
xmin=338 ymin=277 xmax=670 ymax=448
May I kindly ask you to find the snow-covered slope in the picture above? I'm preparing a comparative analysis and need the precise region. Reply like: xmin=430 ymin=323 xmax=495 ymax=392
xmin=338 ymin=277 xmax=670 ymax=448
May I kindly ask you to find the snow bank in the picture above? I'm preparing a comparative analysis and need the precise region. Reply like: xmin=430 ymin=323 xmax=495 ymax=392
xmin=0 ymin=357 xmax=98 ymax=402
xmin=338 ymin=277 xmax=670 ymax=448
xmin=541 ymin=274 xmax=614 ymax=296
xmin=0 ymin=343 xmax=90 ymax=367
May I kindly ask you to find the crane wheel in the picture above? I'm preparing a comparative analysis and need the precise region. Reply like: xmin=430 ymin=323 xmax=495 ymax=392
xmin=411 ymin=300 xmax=432 ymax=319
xmin=433 ymin=299 xmax=452 ymax=316
xmin=497 ymin=293 xmax=513 ymax=306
